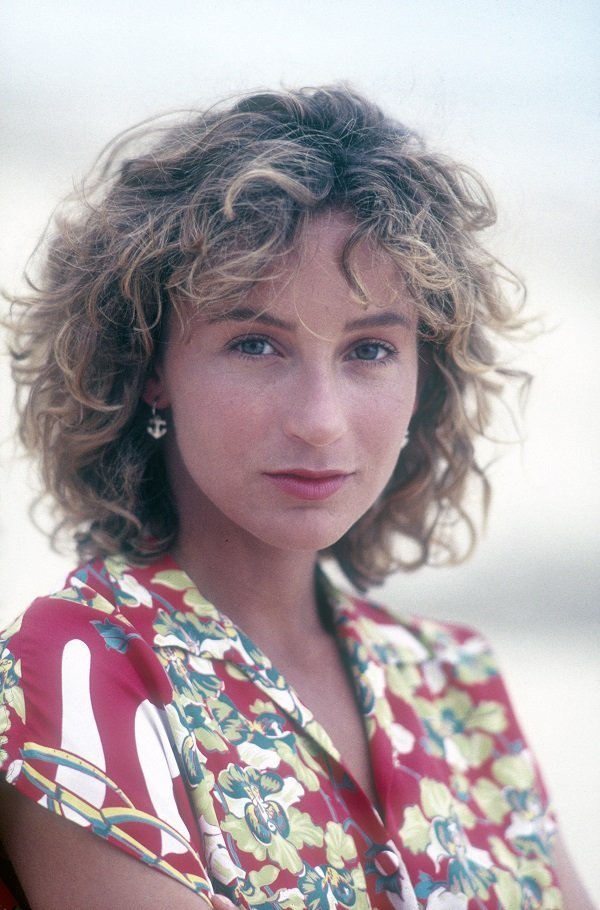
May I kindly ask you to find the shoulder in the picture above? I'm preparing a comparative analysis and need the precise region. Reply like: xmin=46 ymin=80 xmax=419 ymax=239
xmin=0 ymin=555 xmax=191 ymax=765
xmin=0 ymin=557 xmax=121 ymax=686
xmin=0 ymin=556 xmax=214 ymax=899
xmin=1 ymin=554 xmax=199 ymax=652
xmin=335 ymin=586 xmax=494 ymax=670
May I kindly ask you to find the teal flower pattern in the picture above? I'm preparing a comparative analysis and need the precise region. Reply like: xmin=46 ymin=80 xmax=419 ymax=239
xmin=0 ymin=556 xmax=563 ymax=909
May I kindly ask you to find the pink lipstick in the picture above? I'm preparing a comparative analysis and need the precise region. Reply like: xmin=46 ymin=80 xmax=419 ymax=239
xmin=264 ymin=470 xmax=351 ymax=501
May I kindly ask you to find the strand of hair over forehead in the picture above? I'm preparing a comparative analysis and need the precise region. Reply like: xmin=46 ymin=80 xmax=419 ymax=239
xmin=8 ymin=85 xmax=530 ymax=585
xmin=71 ymin=85 xmax=520 ymax=350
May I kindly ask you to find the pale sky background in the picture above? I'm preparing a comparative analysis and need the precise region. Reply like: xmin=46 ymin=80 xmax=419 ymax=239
xmin=1 ymin=0 xmax=599 ymax=897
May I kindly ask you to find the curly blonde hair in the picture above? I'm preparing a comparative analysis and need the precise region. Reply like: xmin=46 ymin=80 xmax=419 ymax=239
xmin=8 ymin=85 xmax=527 ymax=590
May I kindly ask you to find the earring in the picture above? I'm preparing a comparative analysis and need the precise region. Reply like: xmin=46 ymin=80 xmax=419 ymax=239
xmin=147 ymin=399 xmax=167 ymax=439
xmin=400 ymin=430 xmax=410 ymax=451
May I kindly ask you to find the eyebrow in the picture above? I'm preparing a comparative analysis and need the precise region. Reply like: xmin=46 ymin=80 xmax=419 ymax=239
xmin=208 ymin=307 xmax=293 ymax=330
xmin=344 ymin=310 xmax=413 ymax=331
xmin=209 ymin=306 xmax=413 ymax=331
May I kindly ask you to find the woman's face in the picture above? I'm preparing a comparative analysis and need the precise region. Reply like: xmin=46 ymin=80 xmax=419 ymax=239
xmin=146 ymin=212 xmax=419 ymax=557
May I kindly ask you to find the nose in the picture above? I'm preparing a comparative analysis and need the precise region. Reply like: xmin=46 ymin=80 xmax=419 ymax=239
xmin=284 ymin=366 xmax=348 ymax=447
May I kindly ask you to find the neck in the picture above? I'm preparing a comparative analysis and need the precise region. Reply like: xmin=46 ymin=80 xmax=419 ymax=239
xmin=172 ymin=517 xmax=326 ymax=652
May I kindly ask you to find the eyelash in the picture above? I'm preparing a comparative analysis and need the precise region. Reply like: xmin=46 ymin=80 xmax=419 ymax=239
xmin=229 ymin=334 xmax=398 ymax=365
xmin=229 ymin=335 xmax=278 ymax=360
xmin=348 ymin=339 xmax=398 ymax=365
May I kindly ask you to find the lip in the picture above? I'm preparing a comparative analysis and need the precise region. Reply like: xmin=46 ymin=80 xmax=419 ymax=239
xmin=264 ymin=470 xmax=353 ymax=501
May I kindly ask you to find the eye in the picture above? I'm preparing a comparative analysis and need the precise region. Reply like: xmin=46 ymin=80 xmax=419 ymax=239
xmin=349 ymin=340 xmax=397 ymax=363
xmin=231 ymin=335 xmax=276 ymax=357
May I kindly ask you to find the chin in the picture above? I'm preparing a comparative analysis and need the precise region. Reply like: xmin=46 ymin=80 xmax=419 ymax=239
xmin=254 ymin=518 xmax=355 ymax=554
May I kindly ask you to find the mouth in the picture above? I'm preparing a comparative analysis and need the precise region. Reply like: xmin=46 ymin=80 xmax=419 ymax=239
xmin=264 ymin=470 xmax=353 ymax=501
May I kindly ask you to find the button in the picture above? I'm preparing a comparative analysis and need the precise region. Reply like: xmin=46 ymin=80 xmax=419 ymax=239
xmin=374 ymin=848 xmax=401 ymax=876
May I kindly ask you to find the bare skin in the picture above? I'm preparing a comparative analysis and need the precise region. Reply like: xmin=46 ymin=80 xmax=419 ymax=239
xmin=0 ymin=555 xmax=378 ymax=910
xmin=0 ymin=216 xmax=593 ymax=907
xmin=143 ymin=213 xmax=418 ymax=808
xmin=1 ymin=782 xmax=594 ymax=910
xmin=168 ymin=537 xmax=381 ymax=809
xmin=0 ymin=782 xmax=220 ymax=909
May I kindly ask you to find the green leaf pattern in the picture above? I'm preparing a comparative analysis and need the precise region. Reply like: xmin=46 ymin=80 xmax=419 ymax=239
xmin=0 ymin=557 xmax=564 ymax=909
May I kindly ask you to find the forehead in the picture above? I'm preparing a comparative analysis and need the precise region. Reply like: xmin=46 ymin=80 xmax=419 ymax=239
xmin=168 ymin=210 xmax=415 ymax=342
xmin=247 ymin=211 xmax=413 ymax=317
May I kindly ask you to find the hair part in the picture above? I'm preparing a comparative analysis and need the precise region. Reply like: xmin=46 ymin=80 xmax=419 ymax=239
xmin=8 ymin=84 xmax=529 ymax=590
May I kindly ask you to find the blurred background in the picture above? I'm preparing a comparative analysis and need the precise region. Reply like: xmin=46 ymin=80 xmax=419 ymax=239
xmin=1 ymin=0 xmax=598 ymax=898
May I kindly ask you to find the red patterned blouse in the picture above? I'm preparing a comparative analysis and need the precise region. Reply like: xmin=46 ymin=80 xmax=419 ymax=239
xmin=0 ymin=555 xmax=563 ymax=908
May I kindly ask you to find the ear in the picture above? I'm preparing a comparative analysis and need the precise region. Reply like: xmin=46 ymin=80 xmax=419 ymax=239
xmin=142 ymin=363 xmax=169 ymax=409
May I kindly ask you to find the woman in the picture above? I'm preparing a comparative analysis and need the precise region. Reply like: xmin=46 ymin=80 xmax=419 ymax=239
xmin=0 ymin=86 xmax=590 ymax=909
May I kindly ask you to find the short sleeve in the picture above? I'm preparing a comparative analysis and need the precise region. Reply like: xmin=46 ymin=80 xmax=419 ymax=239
xmin=0 ymin=595 xmax=213 ymax=900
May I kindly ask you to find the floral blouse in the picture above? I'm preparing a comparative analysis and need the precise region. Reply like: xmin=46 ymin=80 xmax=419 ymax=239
xmin=0 ymin=555 xmax=563 ymax=909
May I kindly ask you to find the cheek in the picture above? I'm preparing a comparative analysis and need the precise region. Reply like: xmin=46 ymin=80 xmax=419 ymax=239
xmin=361 ymin=396 xmax=415 ymax=475
xmin=361 ymin=384 xmax=415 ymax=432
xmin=168 ymin=377 xmax=266 ymax=450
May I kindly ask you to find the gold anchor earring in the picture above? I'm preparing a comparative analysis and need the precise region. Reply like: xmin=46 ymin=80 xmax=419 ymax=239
xmin=147 ymin=398 xmax=167 ymax=439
